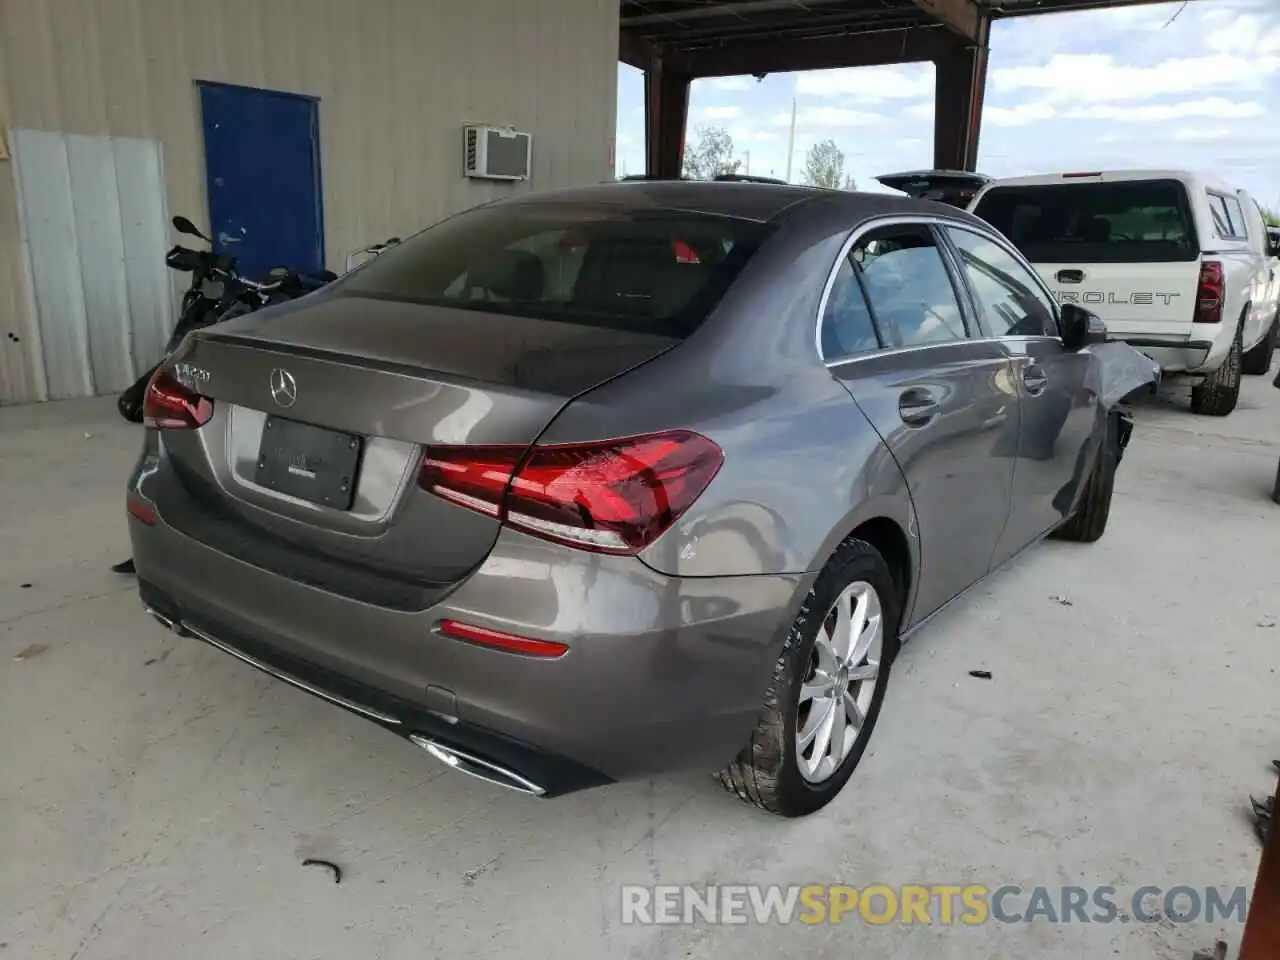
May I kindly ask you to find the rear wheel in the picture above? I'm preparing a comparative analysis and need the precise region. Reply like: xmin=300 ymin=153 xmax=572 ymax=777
xmin=1190 ymin=323 xmax=1242 ymax=416
xmin=1053 ymin=413 xmax=1119 ymax=543
xmin=1242 ymin=315 xmax=1277 ymax=376
xmin=719 ymin=539 xmax=899 ymax=817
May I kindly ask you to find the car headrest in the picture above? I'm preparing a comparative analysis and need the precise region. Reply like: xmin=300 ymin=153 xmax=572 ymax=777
xmin=470 ymin=249 xmax=546 ymax=300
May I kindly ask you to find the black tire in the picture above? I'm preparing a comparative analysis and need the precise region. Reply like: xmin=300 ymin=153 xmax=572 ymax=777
xmin=719 ymin=539 xmax=900 ymax=817
xmin=1242 ymin=315 xmax=1277 ymax=376
xmin=1190 ymin=323 xmax=1242 ymax=417
xmin=1053 ymin=413 xmax=1119 ymax=543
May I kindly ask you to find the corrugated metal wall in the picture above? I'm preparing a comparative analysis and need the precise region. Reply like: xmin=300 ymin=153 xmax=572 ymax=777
xmin=0 ymin=0 xmax=620 ymax=403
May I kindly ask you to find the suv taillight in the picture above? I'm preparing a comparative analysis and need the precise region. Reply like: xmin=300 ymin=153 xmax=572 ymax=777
xmin=1195 ymin=261 xmax=1225 ymax=324
xmin=143 ymin=369 xmax=213 ymax=430
xmin=419 ymin=430 xmax=724 ymax=555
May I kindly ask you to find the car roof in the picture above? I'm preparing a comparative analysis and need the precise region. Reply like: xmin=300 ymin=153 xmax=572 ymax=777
xmin=487 ymin=180 xmax=975 ymax=225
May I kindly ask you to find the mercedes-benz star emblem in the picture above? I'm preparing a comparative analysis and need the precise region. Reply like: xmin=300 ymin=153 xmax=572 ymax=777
xmin=270 ymin=368 xmax=297 ymax=408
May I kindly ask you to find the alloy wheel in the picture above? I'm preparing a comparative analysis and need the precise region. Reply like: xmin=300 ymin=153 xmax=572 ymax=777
xmin=796 ymin=580 xmax=884 ymax=784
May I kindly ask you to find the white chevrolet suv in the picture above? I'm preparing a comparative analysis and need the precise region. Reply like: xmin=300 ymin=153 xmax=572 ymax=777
xmin=966 ymin=170 xmax=1280 ymax=416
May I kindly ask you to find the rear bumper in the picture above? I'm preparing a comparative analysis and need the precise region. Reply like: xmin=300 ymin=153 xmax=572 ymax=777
xmin=128 ymin=487 xmax=803 ymax=794
xmin=1114 ymin=337 xmax=1214 ymax=374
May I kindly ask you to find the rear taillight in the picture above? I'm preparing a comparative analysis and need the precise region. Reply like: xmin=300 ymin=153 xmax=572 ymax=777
xmin=143 ymin=369 xmax=213 ymax=430
xmin=1195 ymin=261 xmax=1225 ymax=324
xmin=419 ymin=430 xmax=724 ymax=555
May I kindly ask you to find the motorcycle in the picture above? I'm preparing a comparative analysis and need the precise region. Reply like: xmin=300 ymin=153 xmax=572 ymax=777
xmin=115 ymin=217 xmax=337 ymax=422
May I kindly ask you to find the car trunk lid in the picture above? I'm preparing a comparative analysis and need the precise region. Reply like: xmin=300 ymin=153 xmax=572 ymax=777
xmin=876 ymin=170 xmax=992 ymax=207
xmin=156 ymin=293 xmax=680 ymax=590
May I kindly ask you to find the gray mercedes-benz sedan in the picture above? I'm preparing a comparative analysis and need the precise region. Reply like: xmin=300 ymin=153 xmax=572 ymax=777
xmin=128 ymin=181 xmax=1157 ymax=817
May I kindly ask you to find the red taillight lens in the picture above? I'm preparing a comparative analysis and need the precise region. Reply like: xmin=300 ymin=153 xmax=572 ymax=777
xmin=419 ymin=430 xmax=724 ymax=555
xmin=127 ymin=492 xmax=156 ymax=525
xmin=143 ymin=369 xmax=213 ymax=430
xmin=1195 ymin=261 xmax=1225 ymax=324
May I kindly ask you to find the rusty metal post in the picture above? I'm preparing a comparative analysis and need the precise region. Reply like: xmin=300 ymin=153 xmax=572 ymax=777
xmin=1240 ymin=774 xmax=1280 ymax=959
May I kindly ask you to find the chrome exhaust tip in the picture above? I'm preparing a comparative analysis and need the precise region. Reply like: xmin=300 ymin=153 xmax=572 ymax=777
xmin=409 ymin=735 xmax=546 ymax=797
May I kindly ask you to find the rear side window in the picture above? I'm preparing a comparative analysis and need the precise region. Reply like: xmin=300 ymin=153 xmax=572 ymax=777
xmin=820 ymin=258 xmax=880 ymax=361
xmin=338 ymin=202 xmax=771 ymax=338
xmin=1210 ymin=193 xmax=1249 ymax=241
xmin=973 ymin=179 xmax=1199 ymax=264
xmin=852 ymin=225 xmax=968 ymax=348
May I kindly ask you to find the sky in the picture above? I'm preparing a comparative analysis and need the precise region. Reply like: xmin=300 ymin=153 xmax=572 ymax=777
xmin=614 ymin=0 xmax=1280 ymax=206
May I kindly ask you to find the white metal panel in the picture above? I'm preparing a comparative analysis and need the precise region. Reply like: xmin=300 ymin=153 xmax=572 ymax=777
xmin=113 ymin=137 xmax=175 ymax=375
xmin=66 ymin=133 xmax=134 ymax=392
xmin=11 ymin=129 xmax=93 ymax=399
xmin=12 ymin=129 xmax=172 ymax=399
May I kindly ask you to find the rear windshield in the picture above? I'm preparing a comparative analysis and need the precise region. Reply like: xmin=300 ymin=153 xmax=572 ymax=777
xmin=972 ymin=179 xmax=1199 ymax=264
xmin=336 ymin=202 xmax=772 ymax=338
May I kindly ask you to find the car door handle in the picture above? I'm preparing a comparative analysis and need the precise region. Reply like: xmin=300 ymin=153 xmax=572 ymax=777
xmin=1056 ymin=269 xmax=1084 ymax=284
xmin=1022 ymin=365 xmax=1049 ymax=396
xmin=898 ymin=388 xmax=940 ymax=426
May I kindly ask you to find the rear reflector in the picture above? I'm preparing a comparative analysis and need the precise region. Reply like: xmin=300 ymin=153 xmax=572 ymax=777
xmin=438 ymin=619 xmax=568 ymax=658
xmin=1195 ymin=261 xmax=1225 ymax=324
xmin=127 ymin=493 xmax=157 ymax=525
xmin=143 ymin=369 xmax=214 ymax=430
xmin=420 ymin=430 xmax=724 ymax=555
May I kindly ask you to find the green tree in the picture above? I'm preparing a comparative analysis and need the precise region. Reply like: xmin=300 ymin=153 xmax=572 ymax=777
xmin=1260 ymin=204 xmax=1280 ymax=228
xmin=682 ymin=126 xmax=742 ymax=180
xmin=803 ymin=139 xmax=855 ymax=190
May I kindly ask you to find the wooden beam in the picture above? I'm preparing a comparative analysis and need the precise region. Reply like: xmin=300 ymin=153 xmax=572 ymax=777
xmin=911 ymin=0 xmax=983 ymax=43
xmin=619 ymin=30 xmax=652 ymax=70
xmin=673 ymin=27 xmax=951 ymax=79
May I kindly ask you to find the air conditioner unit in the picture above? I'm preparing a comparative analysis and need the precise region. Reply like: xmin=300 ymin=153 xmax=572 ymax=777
xmin=463 ymin=125 xmax=532 ymax=181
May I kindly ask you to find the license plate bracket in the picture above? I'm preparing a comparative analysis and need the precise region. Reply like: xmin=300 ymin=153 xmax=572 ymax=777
xmin=255 ymin=416 xmax=363 ymax=510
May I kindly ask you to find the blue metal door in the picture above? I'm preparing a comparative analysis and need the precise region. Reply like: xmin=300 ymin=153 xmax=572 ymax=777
xmin=197 ymin=81 xmax=324 ymax=280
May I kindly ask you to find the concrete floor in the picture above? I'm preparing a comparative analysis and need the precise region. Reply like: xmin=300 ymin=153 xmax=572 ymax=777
xmin=2 ymin=376 xmax=1278 ymax=960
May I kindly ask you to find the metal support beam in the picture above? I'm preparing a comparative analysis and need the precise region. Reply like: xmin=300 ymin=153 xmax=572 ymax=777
xmin=645 ymin=62 xmax=691 ymax=179
xmin=932 ymin=18 xmax=990 ymax=172
xmin=619 ymin=30 xmax=650 ymax=70
xmin=1241 ymin=775 xmax=1280 ymax=959
xmin=672 ymin=27 xmax=951 ymax=78
xmin=911 ymin=0 xmax=983 ymax=43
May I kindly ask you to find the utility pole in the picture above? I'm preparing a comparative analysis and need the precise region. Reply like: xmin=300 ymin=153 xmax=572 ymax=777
xmin=744 ymin=150 xmax=751 ymax=174
xmin=785 ymin=97 xmax=796 ymax=183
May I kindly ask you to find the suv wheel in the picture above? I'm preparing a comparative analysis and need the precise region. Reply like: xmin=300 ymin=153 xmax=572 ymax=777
xmin=719 ymin=539 xmax=899 ymax=817
xmin=1190 ymin=323 xmax=1242 ymax=416
xmin=1242 ymin=315 xmax=1277 ymax=376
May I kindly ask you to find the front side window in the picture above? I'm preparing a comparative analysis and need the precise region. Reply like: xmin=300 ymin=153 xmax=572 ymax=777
xmin=851 ymin=226 xmax=968 ymax=348
xmin=338 ymin=202 xmax=771 ymax=338
xmin=946 ymin=228 xmax=1057 ymax=338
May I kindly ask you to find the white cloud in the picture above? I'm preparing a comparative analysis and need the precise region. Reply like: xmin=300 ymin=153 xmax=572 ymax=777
xmin=1171 ymin=127 xmax=1236 ymax=143
xmin=992 ymin=52 xmax=1280 ymax=103
xmin=769 ymin=106 xmax=887 ymax=128
xmin=1206 ymin=14 xmax=1280 ymax=55
xmin=986 ymin=102 xmax=1056 ymax=126
xmin=1063 ymin=97 xmax=1267 ymax=122
xmin=706 ymin=76 xmax=756 ymax=91
xmin=693 ymin=105 xmax=744 ymax=121
xmin=795 ymin=65 xmax=933 ymax=102
xmin=904 ymin=102 xmax=933 ymax=121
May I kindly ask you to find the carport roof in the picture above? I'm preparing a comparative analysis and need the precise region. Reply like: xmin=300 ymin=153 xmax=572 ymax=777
xmin=620 ymin=0 xmax=1178 ymax=72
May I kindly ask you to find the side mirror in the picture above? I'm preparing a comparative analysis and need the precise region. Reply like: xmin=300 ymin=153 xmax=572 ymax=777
xmin=1060 ymin=303 xmax=1108 ymax=351
xmin=172 ymin=216 xmax=211 ymax=242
